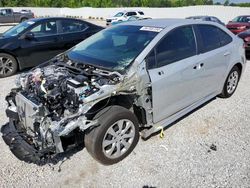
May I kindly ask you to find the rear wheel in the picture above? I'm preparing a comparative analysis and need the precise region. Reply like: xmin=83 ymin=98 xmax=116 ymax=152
xmin=0 ymin=53 xmax=18 ymax=78
xmin=84 ymin=106 xmax=139 ymax=165
xmin=20 ymin=18 xmax=28 ymax=22
xmin=219 ymin=66 xmax=240 ymax=98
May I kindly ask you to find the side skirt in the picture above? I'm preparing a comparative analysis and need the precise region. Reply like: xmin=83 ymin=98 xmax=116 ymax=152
xmin=140 ymin=92 xmax=219 ymax=139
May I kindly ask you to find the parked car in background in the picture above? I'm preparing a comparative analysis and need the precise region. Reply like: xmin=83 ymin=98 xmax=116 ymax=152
xmin=238 ymin=29 xmax=250 ymax=53
xmin=186 ymin=16 xmax=225 ymax=25
xmin=2 ymin=19 xmax=246 ymax=166
xmin=226 ymin=15 xmax=250 ymax=34
xmin=20 ymin=9 xmax=32 ymax=14
xmin=111 ymin=15 xmax=151 ymax=25
xmin=0 ymin=17 xmax=103 ymax=77
xmin=106 ymin=10 xmax=146 ymax=26
xmin=0 ymin=8 xmax=34 ymax=23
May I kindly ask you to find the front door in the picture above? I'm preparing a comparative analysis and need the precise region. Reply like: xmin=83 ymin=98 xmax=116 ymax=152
xmin=17 ymin=20 xmax=63 ymax=68
xmin=147 ymin=25 xmax=201 ymax=123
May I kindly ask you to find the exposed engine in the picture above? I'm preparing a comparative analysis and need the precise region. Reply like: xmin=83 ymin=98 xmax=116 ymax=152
xmin=19 ymin=61 xmax=121 ymax=120
xmin=2 ymin=59 xmax=123 ymax=164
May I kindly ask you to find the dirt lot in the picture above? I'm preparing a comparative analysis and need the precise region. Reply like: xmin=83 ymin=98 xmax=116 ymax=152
xmin=0 ymin=22 xmax=250 ymax=188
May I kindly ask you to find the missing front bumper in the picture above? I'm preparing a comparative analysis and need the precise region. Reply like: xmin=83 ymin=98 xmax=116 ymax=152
xmin=1 ymin=119 xmax=55 ymax=165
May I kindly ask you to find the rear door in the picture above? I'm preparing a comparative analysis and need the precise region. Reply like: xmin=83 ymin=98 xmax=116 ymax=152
xmin=18 ymin=19 xmax=62 ymax=68
xmin=147 ymin=25 xmax=201 ymax=123
xmin=57 ymin=19 xmax=91 ymax=50
xmin=192 ymin=24 xmax=233 ymax=99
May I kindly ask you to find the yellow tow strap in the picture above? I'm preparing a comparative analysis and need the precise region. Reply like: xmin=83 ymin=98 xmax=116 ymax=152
xmin=157 ymin=126 xmax=164 ymax=139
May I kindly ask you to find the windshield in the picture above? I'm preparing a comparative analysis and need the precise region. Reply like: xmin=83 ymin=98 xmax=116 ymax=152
xmin=114 ymin=12 xmax=124 ymax=17
xmin=232 ymin=16 xmax=250 ymax=23
xmin=67 ymin=25 xmax=159 ymax=71
xmin=3 ymin=21 xmax=35 ymax=37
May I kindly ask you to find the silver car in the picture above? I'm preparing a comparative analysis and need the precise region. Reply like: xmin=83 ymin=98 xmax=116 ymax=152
xmin=2 ymin=19 xmax=246 ymax=165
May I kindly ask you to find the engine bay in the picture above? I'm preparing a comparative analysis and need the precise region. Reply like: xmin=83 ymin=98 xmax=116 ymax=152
xmin=18 ymin=60 xmax=121 ymax=121
xmin=3 ymin=59 xmax=125 ymax=164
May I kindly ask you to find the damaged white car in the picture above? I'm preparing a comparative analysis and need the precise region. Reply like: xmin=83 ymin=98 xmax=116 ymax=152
xmin=1 ymin=19 xmax=246 ymax=165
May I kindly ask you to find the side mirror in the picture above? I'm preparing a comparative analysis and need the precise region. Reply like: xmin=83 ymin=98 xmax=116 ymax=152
xmin=24 ymin=32 xmax=34 ymax=40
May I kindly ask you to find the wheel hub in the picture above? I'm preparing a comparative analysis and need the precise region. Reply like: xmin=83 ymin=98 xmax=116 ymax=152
xmin=102 ymin=119 xmax=135 ymax=159
xmin=0 ymin=57 xmax=14 ymax=76
xmin=227 ymin=70 xmax=239 ymax=94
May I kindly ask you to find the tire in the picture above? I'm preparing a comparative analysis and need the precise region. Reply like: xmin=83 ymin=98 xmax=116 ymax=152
xmin=20 ymin=18 xmax=28 ymax=22
xmin=219 ymin=66 xmax=241 ymax=98
xmin=0 ymin=53 xmax=18 ymax=78
xmin=84 ymin=105 xmax=139 ymax=165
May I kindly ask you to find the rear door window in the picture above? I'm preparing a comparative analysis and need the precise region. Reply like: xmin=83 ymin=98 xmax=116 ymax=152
xmin=6 ymin=9 xmax=12 ymax=15
xmin=155 ymin=25 xmax=196 ymax=67
xmin=60 ymin=20 xmax=88 ymax=33
xmin=218 ymin=29 xmax=232 ymax=46
xmin=195 ymin=25 xmax=232 ymax=53
xmin=126 ymin=12 xmax=137 ymax=16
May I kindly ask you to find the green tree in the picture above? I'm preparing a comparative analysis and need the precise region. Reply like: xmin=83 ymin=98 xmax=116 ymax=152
xmin=224 ymin=0 xmax=229 ymax=6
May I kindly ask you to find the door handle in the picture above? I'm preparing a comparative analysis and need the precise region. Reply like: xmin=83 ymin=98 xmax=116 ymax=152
xmin=158 ymin=70 xmax=164 ymax=75
xmin=224 ymin=52 xmax=231 ymax=56
xmin=193 ymin=63 xmax=204 ymax=70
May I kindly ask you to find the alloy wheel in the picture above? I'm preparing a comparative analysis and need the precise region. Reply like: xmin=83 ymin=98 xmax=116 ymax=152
xmin=102 ymin=119 xmax=136 ymax=159
xmin=227 ymin=70 xmax=239 ymax=94
xmin=0 ymin=56 xmax=14 ymax=76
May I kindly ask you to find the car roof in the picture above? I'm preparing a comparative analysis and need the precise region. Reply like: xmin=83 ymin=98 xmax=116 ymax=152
xmin=119 ymin=18 xmax=207 ymax=28
xmin=188 ymin=16 xmax=210 ymax=18
xmin=118 ymin=10 xmax=142 ymax=13
xmin=237 ymin=15 xmax=250 ymax=17
xmin=27 ymin=17 xmax=84 ymax=22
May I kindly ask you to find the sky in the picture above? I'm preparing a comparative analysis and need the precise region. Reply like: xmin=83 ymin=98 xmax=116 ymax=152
xmin=213 ymin=0 xmax=250 ymax=3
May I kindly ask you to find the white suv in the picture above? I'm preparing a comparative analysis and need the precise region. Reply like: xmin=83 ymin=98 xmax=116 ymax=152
xmin=106 ymin=10 xmax=145 ymax=26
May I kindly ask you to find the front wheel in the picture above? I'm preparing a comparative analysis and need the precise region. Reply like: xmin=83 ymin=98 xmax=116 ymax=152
xmin=0 ymin=53 xmax=18 ymax=78
xmin=84 ymin=106 xmax=139 ymax=165
xmin=219 ymin=66 xmax=241 ymax=98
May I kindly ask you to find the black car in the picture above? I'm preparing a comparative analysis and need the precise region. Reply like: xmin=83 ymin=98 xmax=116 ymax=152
xmin=237 ymin=29 xmax=250 ymax=54
xmin=0 ymin=17 xmax=103 ymax=77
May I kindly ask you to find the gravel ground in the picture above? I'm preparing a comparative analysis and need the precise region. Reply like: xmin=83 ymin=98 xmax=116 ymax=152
xmin=0 ymin=22 xmax=250 ymax=188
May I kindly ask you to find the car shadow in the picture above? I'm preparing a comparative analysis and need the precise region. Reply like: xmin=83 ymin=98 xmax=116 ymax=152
xmin=142 ymin=97 xmax=217 ymax=140
xmin=47 ymin=145 xmax=84 ymax=168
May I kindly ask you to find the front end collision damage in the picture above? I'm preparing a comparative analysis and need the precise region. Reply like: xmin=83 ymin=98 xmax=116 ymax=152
xmin=1 ymin=57 xmax=153 ymax=165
